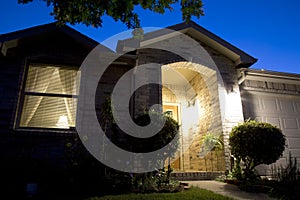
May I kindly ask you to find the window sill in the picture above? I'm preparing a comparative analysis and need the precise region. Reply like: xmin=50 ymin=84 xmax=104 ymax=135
xmin=13 ymin=126 xmax=77 ymax=136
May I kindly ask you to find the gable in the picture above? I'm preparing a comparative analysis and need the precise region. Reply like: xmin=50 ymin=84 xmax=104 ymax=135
xmin=0 ymin=22 xmax=111 ymax=58
xmin=116 ymin=21 xmax=257 ymax=68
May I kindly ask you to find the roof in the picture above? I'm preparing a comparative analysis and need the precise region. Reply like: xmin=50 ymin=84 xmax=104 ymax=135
xmin=0 ymin=22 xmax=99 ymax=48
xmin=0 ymin=21 xmax=257 ymax=67
xmin=239 ymin=68 xmax=300 ymax=85
xmin=117 ymin=21 xmax=257 ymax=68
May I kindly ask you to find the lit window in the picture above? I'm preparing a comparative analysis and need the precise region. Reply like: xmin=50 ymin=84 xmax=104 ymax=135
xmin=19 ymin=64 xmax=79 ymax=129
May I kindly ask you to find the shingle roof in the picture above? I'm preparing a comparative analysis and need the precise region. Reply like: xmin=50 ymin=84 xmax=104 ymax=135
xmin=117 ymin=20 xmax=257 ymax=68
xmin=0 ymin=22 xmax=99 ymax=49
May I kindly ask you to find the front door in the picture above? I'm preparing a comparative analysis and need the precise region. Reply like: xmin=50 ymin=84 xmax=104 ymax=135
xmin=163 ymin=104 xmax=181 ymax=170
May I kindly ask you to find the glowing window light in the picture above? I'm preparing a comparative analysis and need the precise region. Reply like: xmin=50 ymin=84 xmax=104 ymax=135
xmin=56 ymin=115 xmax=69 ymax=129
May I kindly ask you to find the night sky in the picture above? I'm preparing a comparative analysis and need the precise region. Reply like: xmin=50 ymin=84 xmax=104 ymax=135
xmin=1 ymin=0 xmax=300 ymax=74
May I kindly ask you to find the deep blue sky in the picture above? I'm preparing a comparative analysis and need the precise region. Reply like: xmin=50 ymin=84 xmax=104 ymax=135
xmin=1 ymin=0 xmax=300 ymax=74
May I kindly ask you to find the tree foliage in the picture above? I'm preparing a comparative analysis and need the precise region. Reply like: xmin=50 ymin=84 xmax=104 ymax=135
xmin=201 ymin=133 xmax=224 ymax=151
xmin=229 ymin=120 xmax=286 ymax=179
xmin=18 ymin=0 xmax=204 ymax=29
xmin=109 ymin=111 xmax=179 ymax=164
xmin=133 ymin=112 xmax=179 ymax=154
xmin=99 ymin=99 xmax=179 ymax=169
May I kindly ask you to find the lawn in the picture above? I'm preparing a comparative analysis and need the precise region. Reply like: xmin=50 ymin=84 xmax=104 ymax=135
xmin=86 ymin=187 xmax=233 ymax=200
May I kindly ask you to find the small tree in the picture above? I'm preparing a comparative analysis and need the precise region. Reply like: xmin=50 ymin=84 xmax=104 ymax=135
xmin=229 ymin=120 xmax=286 ymax=180
xmin=200 ymin=133 xmax=224 ymax=171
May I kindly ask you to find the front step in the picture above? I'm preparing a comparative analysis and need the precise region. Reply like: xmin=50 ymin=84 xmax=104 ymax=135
xmin=179 ymin=182 xmax=190 ymax=189
xmin=171 ymin=171 xmax=224 ymax=181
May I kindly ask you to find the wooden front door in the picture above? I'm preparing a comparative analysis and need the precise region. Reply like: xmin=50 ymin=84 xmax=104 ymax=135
xmin=163 ymin=104 xmax=180 ymax=170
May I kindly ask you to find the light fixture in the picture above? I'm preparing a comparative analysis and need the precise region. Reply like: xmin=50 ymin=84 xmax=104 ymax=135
xmin=56 ymin=115 xmax=69 ymax=129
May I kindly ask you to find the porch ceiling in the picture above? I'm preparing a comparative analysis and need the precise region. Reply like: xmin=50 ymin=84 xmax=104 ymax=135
xmin=162 ymin=62 xmax=197 ymax=86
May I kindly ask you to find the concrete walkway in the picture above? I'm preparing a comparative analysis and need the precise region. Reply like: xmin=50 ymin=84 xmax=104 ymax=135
xmin=181 ymin=181 xmax=276 ymax=200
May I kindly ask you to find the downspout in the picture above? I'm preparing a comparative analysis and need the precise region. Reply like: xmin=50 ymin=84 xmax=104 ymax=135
xmin=238 ymin=68 xmax=247 ymax=85
xmin=131 ymin=53 xmax=137 ymax=119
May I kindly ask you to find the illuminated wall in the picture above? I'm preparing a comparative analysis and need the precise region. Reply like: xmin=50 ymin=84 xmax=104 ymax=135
xmin=162 ymin=64 xmax=225 ymax=171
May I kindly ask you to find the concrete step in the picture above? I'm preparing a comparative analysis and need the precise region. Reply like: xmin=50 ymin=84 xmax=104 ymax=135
xmin=179 ymin=182 xmax=190 ymax=189
xmin=171 ymin=171 xmax=225 ymax=181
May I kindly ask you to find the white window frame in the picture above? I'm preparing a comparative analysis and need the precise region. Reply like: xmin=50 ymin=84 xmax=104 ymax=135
xmin=15 ymin=62 xmax=79 ymax=132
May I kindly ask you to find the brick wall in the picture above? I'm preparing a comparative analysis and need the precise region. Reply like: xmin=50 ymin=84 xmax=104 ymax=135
xmin=0 ymin=30 xmax=102 ymax=196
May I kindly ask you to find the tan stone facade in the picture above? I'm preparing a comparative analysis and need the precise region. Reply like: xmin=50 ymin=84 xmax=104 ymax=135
xmin=129 ymin=30 xmax=245 ymax=171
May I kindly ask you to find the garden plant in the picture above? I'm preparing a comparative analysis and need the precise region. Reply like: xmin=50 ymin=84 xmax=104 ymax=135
xmin=229 ymin=120 xmax=286 ymax=181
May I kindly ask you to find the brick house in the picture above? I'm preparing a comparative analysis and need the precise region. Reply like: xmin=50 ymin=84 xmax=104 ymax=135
xmin=1 ymin=21 xmax=300 ymax=194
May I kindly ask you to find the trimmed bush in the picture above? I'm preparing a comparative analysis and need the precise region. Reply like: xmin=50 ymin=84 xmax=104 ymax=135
xmin=229 ymin=120 xmax=286 ymax=180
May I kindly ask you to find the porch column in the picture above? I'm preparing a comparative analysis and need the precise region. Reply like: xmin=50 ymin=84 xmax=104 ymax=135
xmin=219 ymin=84 xmax=245 ymax=171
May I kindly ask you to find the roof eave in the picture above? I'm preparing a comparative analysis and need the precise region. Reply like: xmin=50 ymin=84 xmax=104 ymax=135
xmin=0 ymin=22 xmax=110 ymax=54
xmin=186 ymin=21 xmax=257 ymax=67
xmin=239 ymin=68 xmax=300 ymax=85
xmin=116 ymin=21 xmax=257 ymax=68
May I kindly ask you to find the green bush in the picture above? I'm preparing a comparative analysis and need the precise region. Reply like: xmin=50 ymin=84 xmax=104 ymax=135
xmin=200 ymin=133 xmax=224 ymax=151
xmin=133 ymin=112 xmax=179 ymax=154
xmin=107 ymin=112 xmax=180 ymax=193
xmin=100 ymin=99 xmax=179 ymax=162
xmin=229 ymin=120 xmax=286 ymax=181
xmin=103 ymin=167 xmax=182 ymax=194
xmin=271 ymin=152 xmax=300 ymax=182
xmin=200 ymin=133 xmax=224 ymax=171
xmin=99 ymin=99 xmax=180 ymax=193
xmin=269 ymin=153 xmax=300 ymax=200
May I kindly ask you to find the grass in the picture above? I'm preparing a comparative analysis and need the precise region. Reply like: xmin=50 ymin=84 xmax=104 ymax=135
xmin=86 ymin=187 xmax=233 ymax=200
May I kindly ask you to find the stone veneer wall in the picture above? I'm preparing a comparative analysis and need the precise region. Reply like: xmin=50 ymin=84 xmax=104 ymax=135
xmin=134 ymin=48 xmax=183 ymax=116
xmin=135 ymin=33 xmax=245 ymax=171
xmin=188 ymin=73 xmax=225 ymax=171
xmin=162 ymin=71 xmax=226 ymax=172
xmin=172 ymin=34 xmax=245 ymax=171
xmin=196 ymin=40 xmax=245 ymax=171
xmin=188 ymin=73 xmax=211 ymax=171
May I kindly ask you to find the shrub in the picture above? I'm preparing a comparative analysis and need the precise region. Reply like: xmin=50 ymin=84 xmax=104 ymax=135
xmin=200 ymin=133 xmax=224 ymax=151
xmin=111 ymin=112 xmax=180 ymax=193
xmin=269 ymin=152 xmax=300 ymax=199
xmin=229 ymin=120 xmax=286 ymax=181
xmin=103 ymin=167 xmax=182 ymax=194
xmin=99 ymin=99 xmax=180 ymax=193
xmin=100 ymin=99 xmax=179 ymax=162
xmin=271 ymin=152 xmax=300 ymax=182
xmin=200 ymin=133 xmax=224 ymax=171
